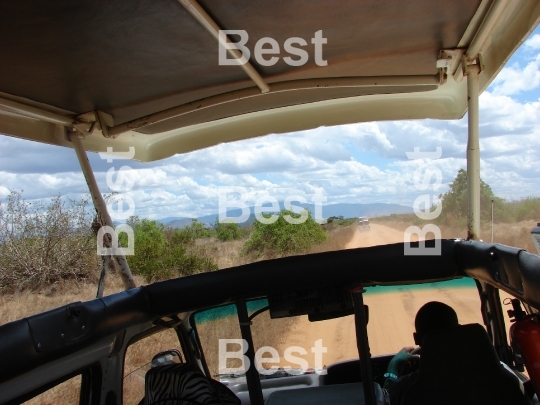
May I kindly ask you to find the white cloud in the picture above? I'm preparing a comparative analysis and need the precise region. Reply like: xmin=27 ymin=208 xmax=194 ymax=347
xmin=490 ymin=55 xmax=540 ymax=96
xmin=525 ymin=34 xmax=540 ymax=51
xmin=0 ymin=186 xmax=9 ymax=198
xmin=343 ymin=122 xmax=396 ymax=153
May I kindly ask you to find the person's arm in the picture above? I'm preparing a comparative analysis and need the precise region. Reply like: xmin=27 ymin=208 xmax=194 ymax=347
xmin=385 ymin=347 xmax=420 ymax=379
xmin=384 ymin=348 xmax=421 ymax=404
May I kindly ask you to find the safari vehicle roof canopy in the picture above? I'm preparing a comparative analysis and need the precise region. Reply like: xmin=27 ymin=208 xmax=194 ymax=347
xmin=0 ymin=0 xmax=539 ymax=161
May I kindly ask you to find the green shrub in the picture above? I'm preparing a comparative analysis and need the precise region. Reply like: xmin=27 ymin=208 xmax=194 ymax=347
xmin=243 ymin=209 xmax=326 ymax=258
xmin=214 ymin=219 xmax=244 ymax=241
xmin=174 ymin=219 xmax=213 ymax=240
xmin=124 ymin=217 xmax=217 ymax=282
xmin=323 ymin=216 xmax=356 ymax=231
xmin=438 ymin=168 xmax=501 ymax=224
xmin=327 ymin=216 xmax=343 ymax=223
xmin=376 ymin=168 xmax=540 ymax=226
xmin=494 ymin=197 xmax=540 ymax=223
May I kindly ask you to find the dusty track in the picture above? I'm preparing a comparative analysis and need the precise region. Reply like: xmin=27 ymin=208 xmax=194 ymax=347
xmin=277 ymin=224 xmax=483 ymax=368
xmin=345 ymin=223 xmax=418 ymax=249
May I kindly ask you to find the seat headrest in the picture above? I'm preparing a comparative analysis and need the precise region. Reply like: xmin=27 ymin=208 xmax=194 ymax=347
xmin=419 ymin=323 xmax=501 ymax=379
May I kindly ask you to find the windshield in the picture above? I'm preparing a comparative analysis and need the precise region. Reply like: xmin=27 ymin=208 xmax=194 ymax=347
xmin=193 ymin=278 xmax=483 ymax=380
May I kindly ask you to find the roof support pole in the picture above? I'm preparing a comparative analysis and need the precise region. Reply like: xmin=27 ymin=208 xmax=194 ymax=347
xmin=69 ymin=132 xmax=136 ymax=292
xmin=467 ymin=59 xmax=513 ymax=363
xmin=466 ymin=64 xmax=481 ymax=240
xmin=97 ymin=254 xmax=111 ymax=298
xmin=178 ymin=0 xmax=270 ymax=93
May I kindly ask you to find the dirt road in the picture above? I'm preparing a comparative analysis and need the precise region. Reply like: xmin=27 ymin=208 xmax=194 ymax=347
xmin=277 ymin=224 xmax=483 ymax=367
xmin=345 ymin=223 xmax=419 ymax=249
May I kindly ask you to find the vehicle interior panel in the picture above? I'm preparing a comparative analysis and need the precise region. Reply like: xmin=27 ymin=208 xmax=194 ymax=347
xmin=320 ymin=356 xmax=394 ymax=387
xmin=265 ymin=381 xmax=385 ymax=405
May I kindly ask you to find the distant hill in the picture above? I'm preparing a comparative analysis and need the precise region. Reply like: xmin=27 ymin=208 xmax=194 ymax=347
xmin=159 ymin=216 xmax=188 ymax=224
xmin=308 ymin=202 xmax=413 ymax=218
xmin=160 ymin=202 xmax=412 ymax=228
xmin=166 ymin=218 xmax=199 ymax=229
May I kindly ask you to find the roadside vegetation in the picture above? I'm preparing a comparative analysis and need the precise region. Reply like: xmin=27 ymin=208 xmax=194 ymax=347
xmin=214 ymin=218 xmax=246 ymax=241
xmin=5 ymin=166 xmax=534 ymax=318
xmin=121 ymin=217 xmax=217 ymax=283
xmin=435 ymin=169 xmax=539 ymax=226
xmin=243 ymin=209 xmax=327 ymax=258
xmin=0 ymin=191 xmax=355 ymax=300
xmin=0 ymin=191 xmax=98 ymax=292
xmin=325 ymin=215 xmax=358 ymax=227
xmin=375 ymin=169 xmax=539 ymax=251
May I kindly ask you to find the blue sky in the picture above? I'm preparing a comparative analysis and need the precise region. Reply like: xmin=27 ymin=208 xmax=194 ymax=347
xmin=0 ymin=26 xmax=539 ymax=220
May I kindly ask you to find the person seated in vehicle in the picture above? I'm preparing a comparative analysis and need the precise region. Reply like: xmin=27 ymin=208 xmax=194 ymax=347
xmin=383 ymin=301 xmax=458 ymax=403
xmin=384 ymin=301 xmax=525 ymax=405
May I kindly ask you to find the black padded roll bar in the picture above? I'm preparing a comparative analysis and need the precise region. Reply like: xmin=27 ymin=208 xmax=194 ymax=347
xmin=352 ymin=288 xmax=376 ymax=405
xmin=236 ymin=299 xmax=265 ymax=405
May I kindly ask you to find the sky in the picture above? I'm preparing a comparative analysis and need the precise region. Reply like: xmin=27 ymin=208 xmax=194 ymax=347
xmin=1 ymin=27 xmax=539 ymax=220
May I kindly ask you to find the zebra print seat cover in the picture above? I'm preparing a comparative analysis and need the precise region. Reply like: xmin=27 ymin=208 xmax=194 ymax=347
xmin=144 ymin=363 xmax=240 ymax=405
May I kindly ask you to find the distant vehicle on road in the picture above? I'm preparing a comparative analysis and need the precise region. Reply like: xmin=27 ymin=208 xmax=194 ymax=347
xmin=358 ymin=216 xmax=370 ymax=230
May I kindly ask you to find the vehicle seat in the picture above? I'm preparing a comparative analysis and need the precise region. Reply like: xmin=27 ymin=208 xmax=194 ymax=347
xmin=144 ymin=363 xmax=240 ymax=405
xmin=400 ymin=323 xmax=528 ymax=405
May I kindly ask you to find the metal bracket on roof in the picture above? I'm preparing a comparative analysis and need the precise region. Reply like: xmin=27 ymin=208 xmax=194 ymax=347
xmin=96 ymin=110 xmax=115 ymax=138
xmin=72 ymin=111 xmax=95 ymax=136
xmin=436 ymin=49 xmax=465 ymax=82
xmin=73 ymin=110 xmax=116 ymax=139
xmin=460 ymin=54 xmax=484 ymax=79
xmin=455 ymin=54 xmax=484 ymax=83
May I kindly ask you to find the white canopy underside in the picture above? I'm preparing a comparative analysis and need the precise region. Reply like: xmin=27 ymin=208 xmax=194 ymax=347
xmin=0 ymin=0 xmax=538 ymax=161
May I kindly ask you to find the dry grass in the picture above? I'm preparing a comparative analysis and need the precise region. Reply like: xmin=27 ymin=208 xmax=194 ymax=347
xmin=310 ymin=224 xmax=357 ymax=253
xmin=196 ymin=224 xmax=356 ymax=271
xmin=0 ymin=273 xmax=146 ymax=325
xmin=123 ymin=328 xmax=180 ymax=405
xmin=10 ymin=274 xmax=144 ymax=405
xmin=22 ymin=375 xmax=82 ymax=405
xmin=196 ymin=238 xmax=251 ymax=269
xmin=373 ymin=219 xmax=538 ymax=252
xmin=17 ymin=219 xmax=536 ymax=403
xmin=10 ymin=219 xmax=536 ymax=403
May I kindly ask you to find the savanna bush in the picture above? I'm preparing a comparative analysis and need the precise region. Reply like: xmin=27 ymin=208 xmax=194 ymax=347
xmin=124 ymin=217 xmax=217 ymax=282
xmin=243 ymin=209 xmax=326 ymax=258
xmin=214 ymin=219 xmax=244 ymax=241
xmin=0 ymin=191 xmax=98 ymax=292
xmin=175 ymin=219 xmax=213 ymax=240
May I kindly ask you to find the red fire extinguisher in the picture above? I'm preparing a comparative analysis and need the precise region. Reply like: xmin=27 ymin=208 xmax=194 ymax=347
xmin=509 ymin=299 xmax=540 ymax=395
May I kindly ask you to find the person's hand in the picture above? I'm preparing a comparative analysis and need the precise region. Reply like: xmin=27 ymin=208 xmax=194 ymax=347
xmin=387 ymin=347 xmax=420 ymax=377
